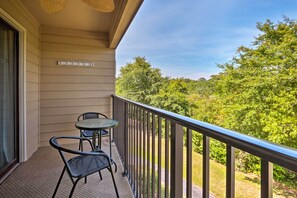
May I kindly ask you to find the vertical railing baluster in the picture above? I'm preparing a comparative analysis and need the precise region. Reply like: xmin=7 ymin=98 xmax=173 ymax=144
xmin=136 ymin=107 xmax=139 ymax=196
xmin=128 ymin=104 xmax=131 ymax=182
xmin=112 ymin=97 xmax=115 ymax=141
xmin=203 ymin=135 xmax=210 ymax=198
xmin=170 ymin=122 xmax=183 ymax=198
xmin=147 ymin=112 xmax=150 ymax=197
xmin=133 ymin=105 xmax=136 ymax=193
xmin=124 ymin=102 xmax=128 ymax=175
xmin=115 ymin=100 xmax=120 ymax=155
xmin=131 ymin=104 xmax=134 ymax=184
xmin=131 ymin=104 xmax=133 ymax=184
xmin=112 ymin=96 xmax=115 ymax=124
xmin=157 ymin=116 xmax=162 ymax=198
xmin=139 ymin=108 xmax=142 ymax=198
xmin=261 ymin=159 xmax=273 ymax=198
xmin=152 ymin=114 xmax=156 ymax=197
xmin=226 ymin=145 xmax=235 ymax=198
xmin=138 ymin=107 xmax=141 ymax=197
xmin=143 ymin=110 xmax=146 ymax=197
xmin=187 ymin=128 xmax=192 ymax=198
xmin=165 ymin=119 xmax=169 ymax=198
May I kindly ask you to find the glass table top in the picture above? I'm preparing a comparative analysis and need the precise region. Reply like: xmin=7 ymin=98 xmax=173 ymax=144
xmin=75 ymin=118 xmax=118 ymax=130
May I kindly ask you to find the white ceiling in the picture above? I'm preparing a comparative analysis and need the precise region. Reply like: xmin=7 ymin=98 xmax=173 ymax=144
xmin=20 ymin=0 xmax=113 ymax=32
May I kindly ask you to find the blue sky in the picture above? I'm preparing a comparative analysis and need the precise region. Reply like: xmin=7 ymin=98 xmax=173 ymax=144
xmin=116 ymin=0 xmax=297 ymax=79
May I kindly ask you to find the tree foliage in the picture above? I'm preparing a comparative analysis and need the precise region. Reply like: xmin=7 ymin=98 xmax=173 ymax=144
xmin=151 ymin=79 xmax=190 ymax=116
xmin=214 ymin=18 xmax=297 ymax=184
xmin=116 ymin=57 xmax=163 ymax=104
xmin=217 ymin=18 xmax=297 ymax=147
xmin=116 ymin=18 xmax=297 ymax=186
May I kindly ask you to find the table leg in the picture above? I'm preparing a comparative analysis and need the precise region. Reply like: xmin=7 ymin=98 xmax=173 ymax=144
xmin=109 ymin=128 xmax=112 ymax=158
xmin=99 ymin=131 xmax=102 ymax=149
xmin=92 ymin=131 xmax=96 ymax=149
xmin=97 ymin=131 xmax=100 ymax=149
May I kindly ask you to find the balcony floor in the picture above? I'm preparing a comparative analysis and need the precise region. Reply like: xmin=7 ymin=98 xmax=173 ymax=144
xmin=0 ymin=138 xmax=133 ymax=198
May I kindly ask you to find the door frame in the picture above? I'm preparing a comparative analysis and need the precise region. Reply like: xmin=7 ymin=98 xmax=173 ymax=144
xmin=0 ymin=8 xmax=27 ymax=162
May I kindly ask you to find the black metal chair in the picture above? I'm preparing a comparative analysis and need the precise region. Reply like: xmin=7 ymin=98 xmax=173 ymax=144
xmin=77 ymin=112 xmax=109 ymax=151
xmin=49 ymin=136 xmax=119 ymax=198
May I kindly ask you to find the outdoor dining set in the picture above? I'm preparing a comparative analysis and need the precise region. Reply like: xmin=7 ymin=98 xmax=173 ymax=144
xmin=49 ymin=112 xmax=120 ymax=198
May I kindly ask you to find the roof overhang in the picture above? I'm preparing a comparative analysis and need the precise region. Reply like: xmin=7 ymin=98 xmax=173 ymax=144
xmin=20 ymin=0 xmax=143 ymax=49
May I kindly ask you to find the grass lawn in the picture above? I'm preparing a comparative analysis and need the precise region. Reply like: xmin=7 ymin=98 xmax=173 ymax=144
xmin=139 ymin=137 xmax=297 ymax=198
xmin=182 ymin=147 xmax=260 ymax=198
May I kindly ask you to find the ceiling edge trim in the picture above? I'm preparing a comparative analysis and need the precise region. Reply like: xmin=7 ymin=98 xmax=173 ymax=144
xmin=108 ymin=0 xmax=143 ymax=49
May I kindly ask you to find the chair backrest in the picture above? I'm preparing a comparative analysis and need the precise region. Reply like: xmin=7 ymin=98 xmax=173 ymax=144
xmin=77 ymin=112 xmax=108 ymax=121
xmin=50 ymin=136 xmax=86 ymax=155
xmin=50 ymin=136 xmax=82 ymax=177
xmin=49 ymin=136 xmax=108 ymax=177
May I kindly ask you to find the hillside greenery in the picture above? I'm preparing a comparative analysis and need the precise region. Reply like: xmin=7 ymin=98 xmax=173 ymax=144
xmin=116 ymin=18 xmax=297 ymax=187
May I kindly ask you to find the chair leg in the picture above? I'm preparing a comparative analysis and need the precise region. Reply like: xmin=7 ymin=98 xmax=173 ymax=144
xmin=52 ymin=167 xmax=65 ymax=198
xmin=98 ymin=170 xmax=102 ymax=180
xmin=109 ymin=166 xmax=119 ymax=198
xmin=69 ymin=178 xmax=80 ymax=198
xmin=84 ymin=176 xmax=87 ymax=184
xmin=114 ymin=162 xmax=117 ymax=173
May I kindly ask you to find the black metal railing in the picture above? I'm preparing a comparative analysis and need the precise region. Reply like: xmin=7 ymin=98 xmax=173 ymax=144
xmin=112 ymin=95 xmax=297 ymax=198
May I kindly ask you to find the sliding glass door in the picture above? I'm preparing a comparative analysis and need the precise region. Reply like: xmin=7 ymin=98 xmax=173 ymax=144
xmin=0 ymin=18 xmax=19 ymax=179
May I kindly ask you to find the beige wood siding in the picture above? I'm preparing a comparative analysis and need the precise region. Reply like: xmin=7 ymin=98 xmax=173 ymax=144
xmin=0 ymin=0 xmax=40 ymax=159
xmin=40 ymin=27 xmax=115 ymax=146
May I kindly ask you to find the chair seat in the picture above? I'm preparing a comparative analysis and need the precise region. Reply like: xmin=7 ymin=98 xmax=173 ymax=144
xmin=81 ymin=129 xmax=109 ymax=137
xmin=68 ymin=154 xmax=109 ymax=178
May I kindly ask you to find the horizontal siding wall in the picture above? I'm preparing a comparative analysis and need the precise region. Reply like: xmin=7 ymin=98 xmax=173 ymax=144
xmin=40 ymin=26 xmax=115 ymax=146
xmin=0 ymin=0 xmax=40 ymax=159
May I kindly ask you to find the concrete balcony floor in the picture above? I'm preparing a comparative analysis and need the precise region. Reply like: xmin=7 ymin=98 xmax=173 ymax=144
xmin=0 ymin=138 xmax=133 ymax=198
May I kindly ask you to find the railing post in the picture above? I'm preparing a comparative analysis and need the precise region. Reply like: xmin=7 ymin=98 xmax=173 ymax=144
xmin=165 ymin=120 xmax=169 ymax=198
xmin=226 ymin=145 xmax=235 ymax=198
xmin=124 ymin=102 xmax=128 ymax=175
xmin=157 ymin=116 xmax=162 ymax=198
xmin=147 ymin=112 xmax=150 ymax=197
xmin=203 ymin=135 xmax=210 ymax=198
xmin=142 ymin=110 xmax=146 ymax=197
xmin=170 ymin=122 xmax=183 ymax=198
xmin=152 ymin=114 xmax=156 ymax=196
xmin=112 ymin=96 xmax=116 ymax=124
xmin=186 ymin=128 xmax=192 ymax=198
xmin=261 ymin=159 xmax=273 ymax=198
xmin=112 ymin=96 xmax=117 ymax=142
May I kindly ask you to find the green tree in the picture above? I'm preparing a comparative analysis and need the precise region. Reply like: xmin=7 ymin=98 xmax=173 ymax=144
xmin=217 ymin=18 xmax=297 ymax=147
xmin=215 ymin=18 xmax=297 ymax=184
xmin=151 ymin=79 xmax=190 ymax=116
xmin=116 ymin=57 xmax=163 ymax=104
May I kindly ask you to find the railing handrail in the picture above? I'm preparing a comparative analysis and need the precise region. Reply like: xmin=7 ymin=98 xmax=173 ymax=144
xmin=112 ymin=94 xmax=297 ymax=172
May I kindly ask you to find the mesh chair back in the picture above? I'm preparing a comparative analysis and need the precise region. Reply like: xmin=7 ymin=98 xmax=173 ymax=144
xmin=50 ymin=136 xmax=79 ymax=177
xmin=50 ymin=136 xmax=88 ymax=155
xmin=49 ymin=136 xmax=100 ymax=177
xmin=78 ymin=112 xmax=108 ymax=121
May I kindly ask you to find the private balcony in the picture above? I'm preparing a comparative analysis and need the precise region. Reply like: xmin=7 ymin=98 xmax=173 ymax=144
xmin=1 ymin=1 xmax=297 ymax=197
xmin=1 ymin=95 xmax=297 ymax=198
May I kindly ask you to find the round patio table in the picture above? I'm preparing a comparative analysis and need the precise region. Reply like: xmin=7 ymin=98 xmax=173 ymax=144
xmin=75 ymin=118 xmax=118 ymax=162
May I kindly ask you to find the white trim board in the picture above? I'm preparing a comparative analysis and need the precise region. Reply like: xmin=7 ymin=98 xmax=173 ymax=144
xmin=0 ymin=8 xmax=27 ymax=162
